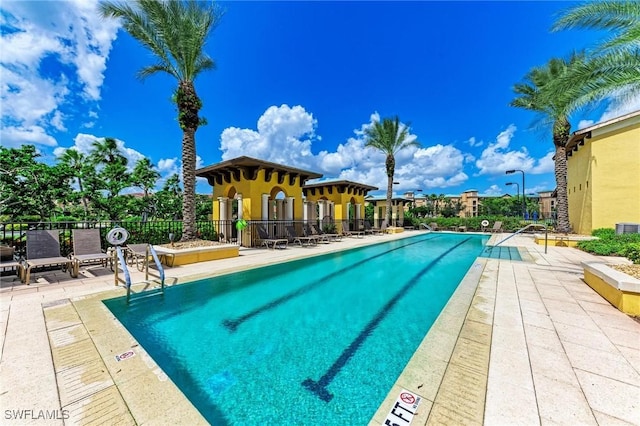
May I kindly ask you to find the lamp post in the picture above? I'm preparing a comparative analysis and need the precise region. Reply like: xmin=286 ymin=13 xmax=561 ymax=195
xmin=505 ymin=182 xmax=519 ymax=199
xmin=505 ymin=182 xmax=519 ymax=216
xmin=506 ymin=169 xmax=525 ymax=218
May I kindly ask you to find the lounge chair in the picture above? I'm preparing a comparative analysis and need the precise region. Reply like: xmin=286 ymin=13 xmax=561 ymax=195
xmin=305 ymin=224 xmax=330 ymax=243
xmin=256 ymin=225 xmax=288 ymax=250
xmin=125 ymin=243 xmax=152 ymax=271
xmin=285 ymin=225 xmax=318 ymax=246
xmin=491 ymin=221 xmax=503 ymax=233
xmin=341 ymin=221 xmax=364 ymax=238
xmin=23 ymin=230 xmax=74 ymax=284
xmin=429 ymin=222 xmax=438 ymax=231
xmin=0 ymin=246 xmax=24 ymax=281
xmin=364 ymin=220 xmax=384 ymax=235
xmin=311 ymin=224 xmax=341 ymax=241
xmin=70 ymin=229 xmax=111 ymax=277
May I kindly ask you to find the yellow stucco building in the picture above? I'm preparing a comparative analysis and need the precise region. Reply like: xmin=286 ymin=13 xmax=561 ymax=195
xmin=566 ymin=110 xmax=640 ymax=235
xmin=195 ymin=156 xmax=377 ymax=245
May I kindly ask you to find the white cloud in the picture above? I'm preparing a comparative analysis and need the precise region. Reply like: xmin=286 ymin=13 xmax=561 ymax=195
xmin=529 ymin=151 xmax=554 ymax=174
xmin=220 ymin=104 xmax=317 ymax=170
xmin=220 ymin=106 xmax=471 ymax=192
xmin=577 ymin=119 xmax=595 ymax=129
xmin=599 ymin=93 xmax=640 ymax=122
xmin=475 ymin=125 xmax=536 ymax=175
xmin=1 ymin=125 xmax=57 ymax=148
xmin=483 ymin=184 xmax=504 ymax=196
xmin=0 ymin=0 xmax=119 ymax=147
xmin=467 ymin=136 xmax=483 ymax=147
xmin=158 ymin=158 xmax=179 ymax=175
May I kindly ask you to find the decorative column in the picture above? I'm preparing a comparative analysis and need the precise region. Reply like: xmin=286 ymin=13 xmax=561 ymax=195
xmin=286 ymin=197 xmax=294 ymax=221
xmin=218 ymin=197 xmax=229 ymax=241
xmin=236 ymin=194 xmax=243 ymax=246
xmin=261 ymin=194 xmax=269 ymax=221
xmin=276 ymin=199 xmax=285 ymax=221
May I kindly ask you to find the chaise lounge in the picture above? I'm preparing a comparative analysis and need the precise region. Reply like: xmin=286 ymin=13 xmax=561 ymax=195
xmin=23 ymin=230 xmax=74 ymax=284
xmin=70 ymin=229 xmax=111 ymax=277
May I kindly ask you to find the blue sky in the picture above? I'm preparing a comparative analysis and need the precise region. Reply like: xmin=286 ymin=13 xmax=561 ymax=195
xmin=1 ymin=1 xmax=638 ymax=198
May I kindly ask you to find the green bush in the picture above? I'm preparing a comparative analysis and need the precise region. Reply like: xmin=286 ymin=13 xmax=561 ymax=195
xmin=591 ymin=228 xmax=616 ymax=239
xmin=578 ymin=228 xmax=640 ymax=259
xmin=621 ymin=243 xmax=640 ymax=264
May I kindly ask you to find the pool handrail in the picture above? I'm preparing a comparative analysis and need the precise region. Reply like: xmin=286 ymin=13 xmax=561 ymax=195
xmin=113 ymin=244 xmax=165 ymax=303
xmin=493 ymin=223 xmax=547 ymax=247
xmin=420 ymin=223 xmax=433 ymax=231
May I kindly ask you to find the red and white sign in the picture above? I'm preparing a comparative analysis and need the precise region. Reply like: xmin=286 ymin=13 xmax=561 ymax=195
xmin=115 ymin=350 xmax=136 ymax=362
xmin=383 ymin=389 xmax=421 ymax=425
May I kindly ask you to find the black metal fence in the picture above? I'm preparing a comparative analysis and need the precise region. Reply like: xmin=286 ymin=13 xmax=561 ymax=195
xmin=0 ymin=220 xmax=234 ymax=259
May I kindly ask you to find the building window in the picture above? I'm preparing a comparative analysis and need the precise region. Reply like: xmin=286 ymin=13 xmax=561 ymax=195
xmin=579 ymin=184 xmax=582 ymax=191
xmin=586 ymin=180 xmax=589 ymax=188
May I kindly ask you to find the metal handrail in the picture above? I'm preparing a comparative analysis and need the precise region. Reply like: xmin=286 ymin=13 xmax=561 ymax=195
xmin=493 ymin=223 xmax=547 ymax=247
xmin=146 ymin=245 xmax=165 ymax=294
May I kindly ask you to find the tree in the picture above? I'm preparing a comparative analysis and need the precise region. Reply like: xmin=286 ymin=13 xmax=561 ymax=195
xmin=131 ymin=158 xmax=161 ymax=198
xmin=511 ymin=54 xmax=584 ymax=233
xmin=364 ymin=116 xmax=420 ymax=225
xmin=100 ymin=0 xmax=223 ymax=241
xmin=551 ymin=1 xmax=640 ymax=108
xmin=155 ymin=174 xmax=183 ymax=220
xmin=58 ymin=148 xmax=92 ymax=218
xmin=88 ymin=137 xmax=132 ymax=220
xmin=0 ymin=146 xmax=72 ymax=220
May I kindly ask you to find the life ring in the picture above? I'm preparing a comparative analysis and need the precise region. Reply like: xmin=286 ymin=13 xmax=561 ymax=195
xmin=481 ymin=220 xmax=489 ymax=227
xmin=106 ymin=227 xmax=129 ymax=246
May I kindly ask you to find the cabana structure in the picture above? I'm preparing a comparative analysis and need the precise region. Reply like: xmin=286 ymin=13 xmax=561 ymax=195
xmin=365 ymin=194 xmax=411 ymax=230
xmin=195 ymin=157 xmax=377 ymax=246
xmin=196 ymin=157 xmax=322 ymax=246
xmin=302 ymin=180 xmax=378 ymax=235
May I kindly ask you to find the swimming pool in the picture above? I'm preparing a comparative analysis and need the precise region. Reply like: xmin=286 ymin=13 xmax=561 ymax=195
xmin=105 ymin=233 xmax=489 ymax=424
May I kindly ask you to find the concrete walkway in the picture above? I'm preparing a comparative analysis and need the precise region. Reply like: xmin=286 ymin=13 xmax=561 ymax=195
xmin=1 ymin=231 xmax=638 ymax=425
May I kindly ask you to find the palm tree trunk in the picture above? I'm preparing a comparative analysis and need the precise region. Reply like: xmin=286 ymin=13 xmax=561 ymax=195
xmin=554 ymin=145 xmax=570 ymax=233
xmin=553 ymin=118 xmax=571 ymax=233
xmin=385 ymin=154 xmax=395 ymax=225
xmin=177 ymin=81 xmax=201 ymax=242
xmin=182 ymin=128 xmax=197 ymax=241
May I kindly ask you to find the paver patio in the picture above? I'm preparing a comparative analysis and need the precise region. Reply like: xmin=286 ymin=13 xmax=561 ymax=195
xmin=1 ymin=231 xmax=638 ymax=425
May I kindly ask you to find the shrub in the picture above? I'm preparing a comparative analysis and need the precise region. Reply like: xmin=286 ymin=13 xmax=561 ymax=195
xmin=621 ymin=243 xmax=640 ymax=264
xmin=592 ymin=228 xmax=616 ymax=239
xmin=578 ymin=228 xmax=640 ymax=258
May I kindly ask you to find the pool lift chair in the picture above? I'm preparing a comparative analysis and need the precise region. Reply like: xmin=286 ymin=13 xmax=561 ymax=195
xmin=107 ymin=227 xmax=166 ymax=304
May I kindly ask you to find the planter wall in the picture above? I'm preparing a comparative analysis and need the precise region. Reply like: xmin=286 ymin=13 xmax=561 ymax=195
xmin=154 ymin=245 xmax=239 ymax=267
xmin=582 ymin=261 xmax=640 ymax=315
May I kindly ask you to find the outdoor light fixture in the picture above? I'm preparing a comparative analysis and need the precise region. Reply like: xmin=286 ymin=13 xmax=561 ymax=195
xmin=505 ymin=182 xmax=519 ymax=200
xmin=506 ymin=169 xmax=525 ymax=218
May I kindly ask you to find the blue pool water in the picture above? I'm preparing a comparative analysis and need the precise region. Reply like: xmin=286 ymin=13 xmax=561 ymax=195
xmin=105 ymin=233 xmax=489 ymax=425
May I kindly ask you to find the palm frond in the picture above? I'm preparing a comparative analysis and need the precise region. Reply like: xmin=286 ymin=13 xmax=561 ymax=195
xmin=552 ymin=1 xmax=640 ymax=32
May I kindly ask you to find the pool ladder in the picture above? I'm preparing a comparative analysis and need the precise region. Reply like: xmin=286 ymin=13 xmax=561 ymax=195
xmin=113 ymin=245 xmax=165 ymax=303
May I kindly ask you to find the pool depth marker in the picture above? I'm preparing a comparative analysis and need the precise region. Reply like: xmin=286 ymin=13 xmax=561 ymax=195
xmin=221 ymin=235 xmax=442 ymax=331
xmin=302 ymin=237 xmax=473 ymax=402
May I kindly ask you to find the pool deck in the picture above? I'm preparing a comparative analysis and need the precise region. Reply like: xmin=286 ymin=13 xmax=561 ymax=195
xmin=1 ymin=231 xmax=639 ymax=425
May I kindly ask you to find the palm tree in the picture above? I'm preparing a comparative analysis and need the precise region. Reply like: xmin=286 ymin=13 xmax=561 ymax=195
xmin=550 ymin=1 xmax=640 ymax=109
xmin=364 ymin=116 xmax=420 ymax=225
xmin=100 ymin=0 xmax=222 ymax=241
xmin=58 ymin=148 xmax=90 ymax=218
xmin=511 ymin=54 xmax=585 ymax=234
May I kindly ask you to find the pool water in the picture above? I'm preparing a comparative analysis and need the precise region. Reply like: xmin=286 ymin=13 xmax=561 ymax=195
xmin=105 ymin=233 xmax=489 ymax=425
xmin=480 ymin=245 xmax=522 ymax=260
